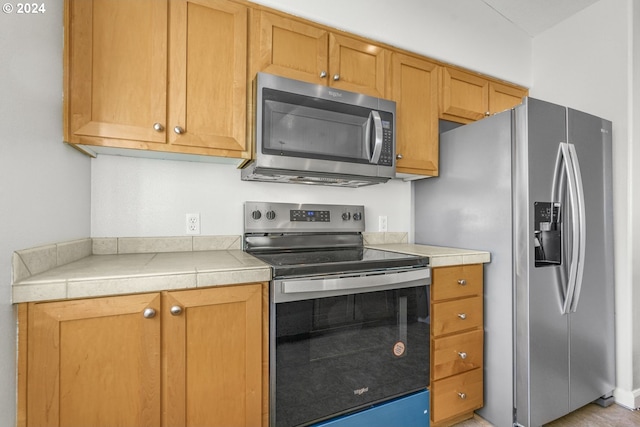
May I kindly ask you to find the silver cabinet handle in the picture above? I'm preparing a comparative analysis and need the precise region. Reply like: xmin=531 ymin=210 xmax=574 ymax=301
xmin=457 ymin=313 xmax=467 ymax=320
xmin=485 ymin=111 xmax=490 ymax=116
xmin=396 ymin=154 xmax=403 ymax=160
xmin=333 ymin=74 xmax=340 ymax=81
xmin=170 ymin=305 xmax=183 ymax=316
xmin=143 ymin=308 xmax=156 ymax=319
xmin=457 ymin=279 xmax=467 ymax=286
xmin=320 ymin=71 xmax=327 ymax=78
xmin=458 ymin=392 xmax=467 ymax=399
xmin=174 ymin=126 xmax=185 ymax=135
xmin=153 ymin=123 xmax=164 ymax=132
xmin=458 ymin=352 xmax=467 ymax=359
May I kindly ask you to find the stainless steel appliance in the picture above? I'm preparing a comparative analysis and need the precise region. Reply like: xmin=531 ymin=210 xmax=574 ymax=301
xmin=414 ymin=98 xmax=615 ymax=427
xmin=243 ymin=202 xmax=430 ymax=427
xmin=241 ymin=73 xmax=396 ymax=187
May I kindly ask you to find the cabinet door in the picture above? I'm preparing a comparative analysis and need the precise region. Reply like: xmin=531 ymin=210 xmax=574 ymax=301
xmin=390 ymin=53 xmax=439 ymax=176
xmin=168 ymin=0 xmax=249 ymax=156
xmin=65 ymin=0 xmax=168 ymax=145
xmin=163 ymin=284 xmax=263 ymax=427
xmin=253 ymin=10 xmax=329 ymax=85
xmin=26 ymin=293 xmax=161 ymax=427
xmin=439 ymin=67 xmax=489 ymax=123
xmin=329 ymin=33 xmax=387 ymax=97
xmin=489 ymin=81 xmax=527 ymax=115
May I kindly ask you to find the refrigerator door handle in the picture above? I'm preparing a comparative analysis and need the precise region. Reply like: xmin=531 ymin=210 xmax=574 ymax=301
xmin=552 ymin=142 xmax=581 ymax=315
xmin=567 ymin=143 xmax=586 ymax=312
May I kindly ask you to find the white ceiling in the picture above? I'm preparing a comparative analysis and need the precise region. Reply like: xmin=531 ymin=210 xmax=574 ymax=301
xmin=481 ymin=0 xmax=602 ymax=36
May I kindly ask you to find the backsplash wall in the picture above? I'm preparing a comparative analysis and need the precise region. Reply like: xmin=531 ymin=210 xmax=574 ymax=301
xmin=91 ymin=155 xmax=413 ymax=238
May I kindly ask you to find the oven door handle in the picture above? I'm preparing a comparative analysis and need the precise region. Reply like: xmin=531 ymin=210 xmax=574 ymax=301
xmin=280 ymin=269 xmax=430 ymax=297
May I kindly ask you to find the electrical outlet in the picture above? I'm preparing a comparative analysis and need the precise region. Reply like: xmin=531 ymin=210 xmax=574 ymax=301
xmin=186 ymin=213 xmax=200 ymax=235
xmin=378 ymin=215 xmax=388 ymax=232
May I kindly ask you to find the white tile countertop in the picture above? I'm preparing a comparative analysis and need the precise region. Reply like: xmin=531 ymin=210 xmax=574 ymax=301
xmin=12 ymin=237 xmax=490 ymax=303
xmin=12 ymin=250 xmax=272 ymax=303
xmin=366 ymin=244 xmax=490 ymax=267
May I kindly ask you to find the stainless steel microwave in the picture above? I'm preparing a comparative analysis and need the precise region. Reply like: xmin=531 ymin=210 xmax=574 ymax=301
xmin=241 ymin=73 xmax=396 ymax=187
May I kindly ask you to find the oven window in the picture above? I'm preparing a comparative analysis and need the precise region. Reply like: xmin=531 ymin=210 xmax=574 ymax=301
xmin=274 ymin=286 xmax=429 ymax=427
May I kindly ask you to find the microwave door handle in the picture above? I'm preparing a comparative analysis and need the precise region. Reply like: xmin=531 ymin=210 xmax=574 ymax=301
xmin=364 ymin=112 xmax=373 ymax=160
xmin=369 ymin=111 xmax=384 ymax=164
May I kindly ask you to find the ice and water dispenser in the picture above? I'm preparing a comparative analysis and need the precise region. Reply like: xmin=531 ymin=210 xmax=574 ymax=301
xmin=534 ymin=202 xmax=562 ymax=267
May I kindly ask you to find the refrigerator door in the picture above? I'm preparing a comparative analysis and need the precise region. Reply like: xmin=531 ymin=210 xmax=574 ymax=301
xmin=565 ymin=108 xmax=615 ymax=411
xmin=515 ymin=99 xmax=615 ymax=427
xmin=514 ymin=98 xmax=571 ymax=427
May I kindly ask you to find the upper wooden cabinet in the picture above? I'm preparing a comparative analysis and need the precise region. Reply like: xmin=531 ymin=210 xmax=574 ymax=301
xmin=389 ymin=53 xmax=440 ymax=176
xmin=20 ymin=284 xmax=267 ymax=427
xmin=439 ymin=67 xmax=527 ymax=123
xmin=489 ymin=81 xmax=527 ymax=115
xmin=64 ymin=0 xmax=250 ymax=160
xmin=251 ymin=10 xmax=388 ymax=98
xmin=63 ymin=0 xmax=528 ymax=173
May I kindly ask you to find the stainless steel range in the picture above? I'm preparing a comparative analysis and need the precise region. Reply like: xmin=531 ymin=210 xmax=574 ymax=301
xmin=243 ymin=202 xmax=431 ymax=427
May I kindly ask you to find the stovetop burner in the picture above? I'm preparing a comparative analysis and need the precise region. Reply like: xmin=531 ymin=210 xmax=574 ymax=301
xmin=243 ymin=202 xmax=429 ymax=278
xmin=251 ymin=247 xmax=428 ymax=278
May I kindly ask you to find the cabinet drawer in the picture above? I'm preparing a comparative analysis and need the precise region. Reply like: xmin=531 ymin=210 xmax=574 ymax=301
xmin=431 ymin=296 xmax=482 ymax=337
xmin=432 ymin=264 xmax=483 ymax=301
xmin=432 ymin=329 xmax=483 ymax=380
xmin=431 ymin=368 xmax=483 ymax=424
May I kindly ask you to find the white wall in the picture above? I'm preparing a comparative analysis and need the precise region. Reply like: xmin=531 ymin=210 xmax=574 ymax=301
xmin=91 ymin=156 xmax=411 ymax=236
xmin=530 ymin=0 xmax=639 ymax=408
xmin=0 ymin=2 xmax=91 ymax=426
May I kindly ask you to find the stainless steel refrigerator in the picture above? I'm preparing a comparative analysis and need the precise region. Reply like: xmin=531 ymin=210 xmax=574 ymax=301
xmin=414 ymin=97 xmax=615 ymax=427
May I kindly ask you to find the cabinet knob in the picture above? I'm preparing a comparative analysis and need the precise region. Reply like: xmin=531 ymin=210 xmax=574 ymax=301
xmin=153 ymin=123 xmax=165 ymax=132
xmin=143 ymin=308 xmax=156 ymax=319
xmin=396 ymin=153 xmax=403 ymax=160
xmin=457 ymin=313 xmax=467 ymax=320
xmin=458 ymin=352 xmax=467 ymax=359
xmin=320 ymin=71 xmax=327 ymax=78
xmin=458 ymin=392 xmax=467 ymax=400
xmin=170 ymin=305 xmax=183 ymax=316
xmin=458 ymin=279 xmax=467 ymax=286
xmin=485 ymin=111 xmax=491 ymax=116
xmin=333 ymin=74 xmax=340 ymax=81
xmin=174 ymin=126 xmax=185 ymax=135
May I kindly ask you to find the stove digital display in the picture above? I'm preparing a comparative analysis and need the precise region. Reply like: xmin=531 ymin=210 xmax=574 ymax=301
xmin=290 ymin=209 xmax=330 ymax=222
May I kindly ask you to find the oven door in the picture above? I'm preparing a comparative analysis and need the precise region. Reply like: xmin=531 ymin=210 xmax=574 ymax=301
xmin=271 ymin=268 xmax=430 ymax=427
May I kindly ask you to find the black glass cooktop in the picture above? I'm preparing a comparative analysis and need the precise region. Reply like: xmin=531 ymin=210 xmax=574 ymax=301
xmin=251 ymin=247 xmax=429 ymax=278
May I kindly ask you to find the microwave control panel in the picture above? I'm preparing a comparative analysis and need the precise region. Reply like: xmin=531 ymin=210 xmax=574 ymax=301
xmin=380 ymin=120 xmax=394 ymax=166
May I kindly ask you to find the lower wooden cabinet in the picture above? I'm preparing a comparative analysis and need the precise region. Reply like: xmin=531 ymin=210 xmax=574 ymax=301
xmin=431 ymin=368 xmax=483 ymax=423
xmin=18 ymin=283 xmax=267 ymax=427
xmin=430 ymin=264 xmax=484 ymax=426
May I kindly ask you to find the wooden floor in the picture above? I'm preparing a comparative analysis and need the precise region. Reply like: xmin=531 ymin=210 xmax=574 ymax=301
xmin=452 ymin=403 xmax=640 ymax=427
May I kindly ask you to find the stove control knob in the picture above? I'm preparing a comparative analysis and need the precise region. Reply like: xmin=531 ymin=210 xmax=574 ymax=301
xmin=353 ymin=212 xmax=362 ymax=221
xmin=342 ymin=212 xmax=351 ymax=221
xmin=251 ymin=210 xmax=262 ymax=220
xmin=266 ymin=210 xmax=276 ymax=220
